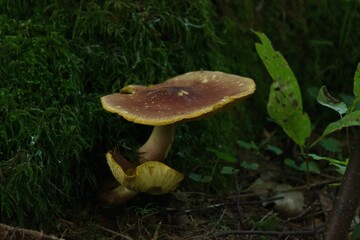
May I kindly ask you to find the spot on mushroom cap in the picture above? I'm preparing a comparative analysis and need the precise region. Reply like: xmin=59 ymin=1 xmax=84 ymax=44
xmin=106 ymin=151 xmax=184 ymax=195
xmin=101 ymin=71 xmax=256 ymax=125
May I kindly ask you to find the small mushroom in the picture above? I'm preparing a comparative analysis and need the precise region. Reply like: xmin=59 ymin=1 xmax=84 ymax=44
xmin=101 ymin=147 xmax=184 ymax=204
xmin=101 ymin=71 xmax=255 ymax=204
xmin=106 ymin=150 xmax=184 ymax=195
xmin=101 ymin=71 xmax=256 ymax=163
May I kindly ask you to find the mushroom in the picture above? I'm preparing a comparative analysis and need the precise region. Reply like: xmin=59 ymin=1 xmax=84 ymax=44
xmin=106 ymin=150 xmax=184 ymax=194
xmin=100 ymin=71 xmax=255 ymax=204
xmin=101 ymin=71 xmax=256 ymax=163
xmin=101 ymin=147 xmax=184 ymax=205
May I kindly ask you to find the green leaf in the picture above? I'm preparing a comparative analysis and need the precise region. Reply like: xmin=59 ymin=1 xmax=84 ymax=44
xmin=317 ymin=86 xmax=347 ymax=115
xmin=304 ymin=161 xmax=320 ymax=174
xmin=188 ymin=173 xmax=212 ymax=183
xmin=221 ymin=166 xmax=239 ymax=175
xmin=284 ymin=158 xmax=301 ymax=171
xmin=254 ymin=31 xmax=311 ymax=147
xmin=339 ymin=93 xmax=356 ymax=107
xmin=284 ymin=158 xmax=320 ymax=174
xmin=309 ymin=153 xmax=348 ymax=175
xmin=207 ymin=148 xmax=237 ymax=163
xmin=352 ymin=62 xmax=360 ymax=109
xmin=319 ymin=138 xmax=342 ymax=153
xmin=237 ymin=140 xmax=254 ymax=150
xmin=322 ymin=110 xmax=360 ymax=137
xmin=265 ymin=144 xmax=283 ymax=155
xmin=240 ymin=161 xmax=259 ymax=170
xmin=351 ymin=222 xmax=360 ymax=240
xmin=353 ymin=62 xmax=360 ymax=99
xmin=308 ymin=153 xmax=346 ymax=164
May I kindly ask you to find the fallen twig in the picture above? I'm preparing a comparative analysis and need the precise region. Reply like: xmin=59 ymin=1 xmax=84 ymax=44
xmin=213 ymin=227 xmax=325 ymax=238
xmin=0 ymin=223 xmax=64 ymax=240
xmin=97 ymin=226 xmax=133 ymax=240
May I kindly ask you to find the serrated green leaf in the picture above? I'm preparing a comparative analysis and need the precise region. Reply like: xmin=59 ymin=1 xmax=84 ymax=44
xmin=322 ymin=110 xmax=360 ymax=137
xmin=254 ymin=31 xmax=311 ymax=146
xmin=317 ymin=86 xmax=347 ymax=115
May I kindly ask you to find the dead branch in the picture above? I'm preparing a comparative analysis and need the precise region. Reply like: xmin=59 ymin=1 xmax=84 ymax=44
xmin=0 ymin=223 xmax=64 ymax=240
xmin=214 ymin=227 xmax=325 ymax=238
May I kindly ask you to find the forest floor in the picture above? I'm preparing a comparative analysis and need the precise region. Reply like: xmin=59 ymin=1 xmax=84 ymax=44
xmin=1 ymin=141 xmax=344 ymax=240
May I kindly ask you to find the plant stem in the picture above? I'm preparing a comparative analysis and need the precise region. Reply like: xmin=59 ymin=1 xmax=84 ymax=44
xmin=325 ymin=138 xmax=360 ymax=240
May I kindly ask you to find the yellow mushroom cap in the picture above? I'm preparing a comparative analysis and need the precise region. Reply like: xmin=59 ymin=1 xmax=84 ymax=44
xmin=106 ymin=151 xmax=184 ymax=195
xmin=101 ymin=71 xmax=256 ymax=126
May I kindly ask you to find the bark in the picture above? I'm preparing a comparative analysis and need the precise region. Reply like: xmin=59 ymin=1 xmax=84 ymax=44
xmin=325 ymin=139 xmax=360 ymax=240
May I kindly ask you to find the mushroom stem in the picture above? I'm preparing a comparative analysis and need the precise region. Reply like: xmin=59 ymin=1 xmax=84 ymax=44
xmin=101 ymin=185 xmax=139 ymax=205
xmin=138 ymin=124 xmax=176 ymax=162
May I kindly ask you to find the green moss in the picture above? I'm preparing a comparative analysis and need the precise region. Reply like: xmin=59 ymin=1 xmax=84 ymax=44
xmin=0 ymin=19 xmax=95 ymax=226
xmin=0 ymin=0 xmax=237 ymax=227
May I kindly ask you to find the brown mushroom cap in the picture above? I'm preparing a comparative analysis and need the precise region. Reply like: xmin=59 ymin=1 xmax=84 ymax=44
xmin=101 ymin=71 xmax=255 ymax=126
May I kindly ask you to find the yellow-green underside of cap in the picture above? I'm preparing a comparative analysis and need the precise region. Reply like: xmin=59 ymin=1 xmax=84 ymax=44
xmin=106 ymin=152 xmax=184 ymax=195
